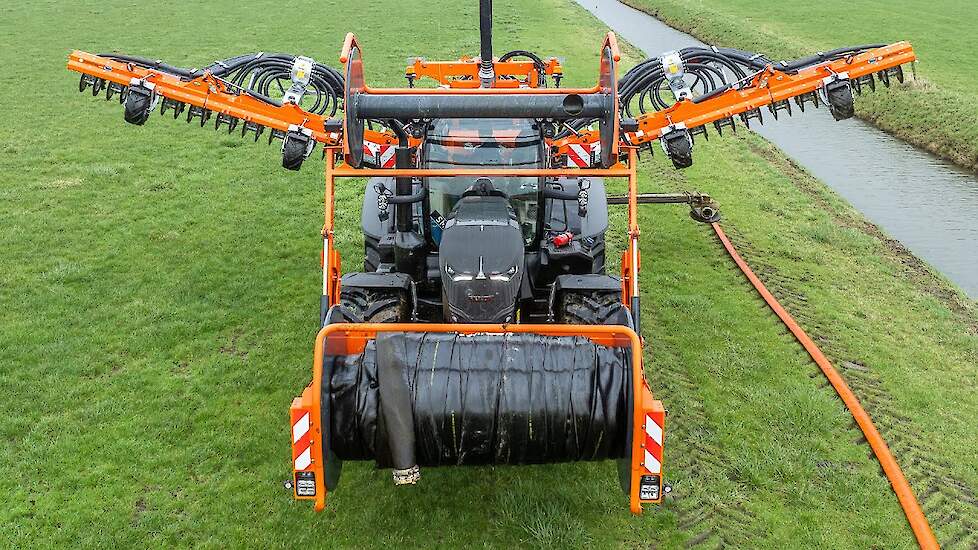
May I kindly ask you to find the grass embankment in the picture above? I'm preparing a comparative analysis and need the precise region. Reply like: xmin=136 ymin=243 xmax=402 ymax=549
xmin=1 ymin=0 xmax=977 ymax=548
xmin=623 ymin=0 xmax=978 ymax=172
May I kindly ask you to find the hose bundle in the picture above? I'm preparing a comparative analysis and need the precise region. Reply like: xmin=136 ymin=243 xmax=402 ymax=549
xmin=100 ymin=52 xmax=345 ymax=115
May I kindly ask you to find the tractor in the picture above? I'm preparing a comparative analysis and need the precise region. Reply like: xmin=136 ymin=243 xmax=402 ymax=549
xmin=66 ymin=0 xmax=915 ymax=514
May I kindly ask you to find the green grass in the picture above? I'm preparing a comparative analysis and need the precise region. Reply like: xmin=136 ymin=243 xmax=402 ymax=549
xmin=2 ymin=0 xmax=977 ymax=548
xmin=623 ymin=0 xmax=978 ymax=172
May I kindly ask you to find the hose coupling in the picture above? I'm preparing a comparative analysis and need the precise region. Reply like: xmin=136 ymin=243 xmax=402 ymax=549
xmin=392 ymin=465 xmax=420 ymax=485
xmin=478 ymin=59 xmax=495 ymax=88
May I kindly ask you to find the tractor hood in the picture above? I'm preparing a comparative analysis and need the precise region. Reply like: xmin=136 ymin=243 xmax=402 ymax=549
xmin=438 ymin=195 xmax=524 ymax=323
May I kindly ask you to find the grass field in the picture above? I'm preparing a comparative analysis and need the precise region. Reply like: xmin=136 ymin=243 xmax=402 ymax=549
xmin=623 ymin=0 xmax=978 ymax=172
xmin=2 ymin=0 xmax=977 ymax=548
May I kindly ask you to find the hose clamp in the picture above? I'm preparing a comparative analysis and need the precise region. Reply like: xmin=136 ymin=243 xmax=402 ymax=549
xmin=392 ymin=465 xmax=420 ymax=485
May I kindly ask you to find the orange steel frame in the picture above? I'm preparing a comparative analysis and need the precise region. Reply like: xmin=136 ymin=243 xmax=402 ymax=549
xmin=312 ymin=33 xmax=654 ymax=509
xmin=320 ymin=148 xmax=643 ymax=311
xmin=309 ymin=144 xmax=657 ymax=513
xmin=405 ymin=56 xmax=563 ymax=88
xmin=292 ymin=321 xmax=662 ymax=515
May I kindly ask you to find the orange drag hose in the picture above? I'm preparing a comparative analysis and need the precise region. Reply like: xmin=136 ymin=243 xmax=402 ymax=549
xmin=711 ymin=223 xmax=939 ymax=549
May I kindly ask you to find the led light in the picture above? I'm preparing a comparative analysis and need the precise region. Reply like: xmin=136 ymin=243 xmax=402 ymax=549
xmin=446 ymin=265 xmax=474 ymax=282
xmin=489 ymin=265 xmax=519 ymax=281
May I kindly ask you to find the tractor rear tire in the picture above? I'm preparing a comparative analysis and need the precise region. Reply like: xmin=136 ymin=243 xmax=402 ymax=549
xmin=364 ymin=235 xmax=381 ymax=273
xmin=340 ymin=286 xmax=409 ymax=323
xmin=556 ymin=289 xmax=625 ymax=325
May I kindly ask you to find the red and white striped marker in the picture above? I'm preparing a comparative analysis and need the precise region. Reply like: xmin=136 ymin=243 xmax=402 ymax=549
xmin=566 ymin=142 xmax=601 ymax=168
xmin=363 ymin=141 xmax=395 ymax=168
xmin=291 ymin=409 xmax=312 ymax=471
xmin=643 ymin=412 xmax=663 ymax=475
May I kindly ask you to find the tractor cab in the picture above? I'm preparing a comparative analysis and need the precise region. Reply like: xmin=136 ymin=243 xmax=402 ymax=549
xmin=360 ymin=116 xmax=611 ymax=323
xmin=422 ymin=118 xmax=544 ymax=247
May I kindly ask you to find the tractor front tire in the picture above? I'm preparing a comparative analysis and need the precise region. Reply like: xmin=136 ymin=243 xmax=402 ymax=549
xmin=340 ymin=286 xmax=409 ymax=323
xmin=556 ymin=289 xmax=626 ymax=325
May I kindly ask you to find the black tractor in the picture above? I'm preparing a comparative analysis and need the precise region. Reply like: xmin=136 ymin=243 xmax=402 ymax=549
xmin=345 ymin=117 xmax=626 ymax=327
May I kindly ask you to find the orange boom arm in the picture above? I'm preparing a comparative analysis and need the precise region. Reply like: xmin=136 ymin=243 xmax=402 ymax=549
xmin=629 ymin=41 xmax=916 ymax=144
xmin=553 ymin=41 xmax=915 ymax=168
xmin=68 ymin=51 xmax=338 ymax=144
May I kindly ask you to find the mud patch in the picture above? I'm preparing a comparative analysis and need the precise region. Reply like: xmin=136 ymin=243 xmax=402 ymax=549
xmin=219 ymin=332 xmax=248 ymax=360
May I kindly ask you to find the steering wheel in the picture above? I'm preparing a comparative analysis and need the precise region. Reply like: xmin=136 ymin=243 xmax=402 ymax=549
xmin=461 ymin=177 xmax=510 ymax=199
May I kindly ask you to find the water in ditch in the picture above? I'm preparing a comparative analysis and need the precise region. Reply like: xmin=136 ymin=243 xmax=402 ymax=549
xmin=574 ymin=0 xmax=978 ymax=297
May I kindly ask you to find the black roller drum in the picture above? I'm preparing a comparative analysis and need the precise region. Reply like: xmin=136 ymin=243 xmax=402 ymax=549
xmin=324 ymin=332 xmax=632 ymax=467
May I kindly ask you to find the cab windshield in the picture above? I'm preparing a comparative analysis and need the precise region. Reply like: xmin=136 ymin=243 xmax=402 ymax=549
xmin=424 ymin=119 xmax=541 ymax=245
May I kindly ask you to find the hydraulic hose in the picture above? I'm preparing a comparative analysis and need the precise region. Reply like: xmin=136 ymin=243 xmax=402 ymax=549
xmin=479 ymin=0 xmax=495 ymax=87
xmin=499 ymin=50 xmax=549 ymax=87
xmin=97 ymin=53 xmax=197 ymax=78
xmin=713 ymin=44 xmax=887 ymax=73
xmin=385 ymin=120 xmax=413 ymax=233
xmin=711 ymin=223 xmax=938 ymax=550
xmin=376 ymin=334 xmax=418 ymax=474
xmin=383 ymin=119 xmax=425 ymax=280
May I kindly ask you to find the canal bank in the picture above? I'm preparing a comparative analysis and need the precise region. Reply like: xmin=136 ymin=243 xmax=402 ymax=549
xmin=574 ymin=0 xmax=978 ymax=297
xmin=620 ymin=0 xmax=978 ymax=173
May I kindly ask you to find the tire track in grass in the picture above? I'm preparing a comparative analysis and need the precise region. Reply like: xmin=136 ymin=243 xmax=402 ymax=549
xmin=738 ymin=139 xmax=978 ymax=547
xmin=639 ymin=166 xmax=761 ymax=548
xmin=655 ymin=356 xmax=758 ymax=548
xmin=721 ymin=224 xmax=978 ymax=549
